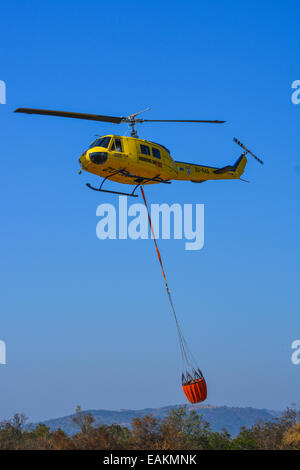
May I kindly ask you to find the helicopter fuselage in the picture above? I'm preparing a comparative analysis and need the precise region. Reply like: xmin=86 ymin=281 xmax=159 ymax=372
xmin=79 ymin=135 xmax=247 ymax=186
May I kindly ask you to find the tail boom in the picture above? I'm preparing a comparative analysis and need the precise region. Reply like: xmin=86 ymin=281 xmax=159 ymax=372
xmin=174 ymin=154 xmax=247 ymax=183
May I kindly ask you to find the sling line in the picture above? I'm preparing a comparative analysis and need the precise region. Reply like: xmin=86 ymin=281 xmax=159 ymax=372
xmin=140 ymin=186 xmax=194 ymax=372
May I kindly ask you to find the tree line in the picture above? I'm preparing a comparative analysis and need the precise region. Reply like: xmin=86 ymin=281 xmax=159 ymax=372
xmin=0 ymin=405 xmax=299 ymax=450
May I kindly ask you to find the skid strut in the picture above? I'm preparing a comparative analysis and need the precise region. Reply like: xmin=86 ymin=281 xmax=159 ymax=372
xmin=86 ymin=169 xmax=171 ymax=197
xmin=86 ymin=169 xmax=140 ymax=197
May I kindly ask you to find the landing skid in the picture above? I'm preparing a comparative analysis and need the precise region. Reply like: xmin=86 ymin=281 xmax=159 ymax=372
xmin=86 ymin=183 xmax=140 ymax=197
xmin=86 ymin=169 xmax=171 ymax=197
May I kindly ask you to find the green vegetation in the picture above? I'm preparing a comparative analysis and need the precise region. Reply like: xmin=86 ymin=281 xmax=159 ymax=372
xmin=0 ymin=405 xmax=299 ymax=450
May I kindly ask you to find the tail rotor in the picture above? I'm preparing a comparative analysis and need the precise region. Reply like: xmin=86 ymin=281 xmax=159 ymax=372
xmin=233 ymin=137 xmax=264 ymax=165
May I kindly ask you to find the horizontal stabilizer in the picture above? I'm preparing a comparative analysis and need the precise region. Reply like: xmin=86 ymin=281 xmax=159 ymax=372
xmin=214 ymin=165 xmax=235 ymax=174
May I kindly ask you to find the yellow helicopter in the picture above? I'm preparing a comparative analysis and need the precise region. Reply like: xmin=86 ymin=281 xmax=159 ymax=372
xmin=14 ymin=107 xmax=264 ymax=197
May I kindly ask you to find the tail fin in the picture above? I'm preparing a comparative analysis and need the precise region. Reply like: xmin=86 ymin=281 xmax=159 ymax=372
xmin=233 ymin=153 xmax=247 ymax=177
xmin=213 ymin=153 xmax=247 ymax=178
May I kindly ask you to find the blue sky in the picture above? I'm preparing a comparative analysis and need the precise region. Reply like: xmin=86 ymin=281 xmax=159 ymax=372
xmin=0 ymin=0 xmax=299 ymax=422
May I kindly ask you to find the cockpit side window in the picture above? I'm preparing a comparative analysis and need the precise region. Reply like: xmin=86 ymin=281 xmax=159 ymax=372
xmin=111 ymin=138 xmax=123 ymax=152
xmin=115 ymin=139 xmax=123 ymax=152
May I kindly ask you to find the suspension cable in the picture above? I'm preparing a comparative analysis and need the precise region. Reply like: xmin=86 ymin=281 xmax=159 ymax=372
xmin=140 ymin=186 xmax=194 ymax=373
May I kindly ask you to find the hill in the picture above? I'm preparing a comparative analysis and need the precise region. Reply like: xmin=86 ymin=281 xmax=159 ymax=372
xmin=35 ymin=404 xmax=280 ymax=437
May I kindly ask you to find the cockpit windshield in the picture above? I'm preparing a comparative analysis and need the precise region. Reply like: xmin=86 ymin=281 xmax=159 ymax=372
xmin=89 ymin=136 xmax=111 ymax=149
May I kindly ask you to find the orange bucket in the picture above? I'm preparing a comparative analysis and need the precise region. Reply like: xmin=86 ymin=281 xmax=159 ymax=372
xmin=182 ymin=377 xmax=207 ymax=404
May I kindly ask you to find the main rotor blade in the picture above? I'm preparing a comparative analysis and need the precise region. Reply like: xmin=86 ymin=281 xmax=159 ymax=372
xmin=141 ymin=119 xmax=226 ymax=123
xmin=14 ymin=108 xmax=123 ymax=124
xmin=14 ymin=108 xmax=226 ymax=125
